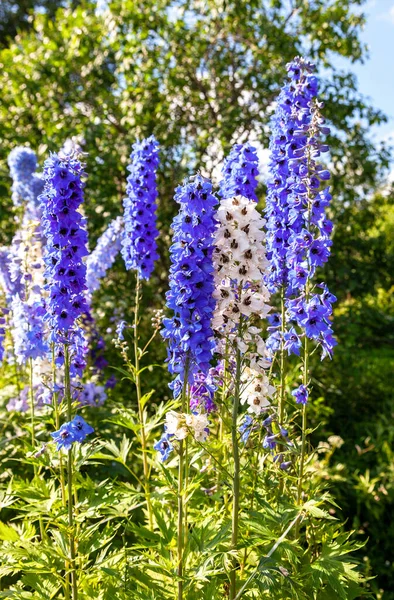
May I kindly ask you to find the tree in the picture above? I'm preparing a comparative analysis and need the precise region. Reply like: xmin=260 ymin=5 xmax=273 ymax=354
xmin=0 ymin=1 xmax=68 ymax=48
xmin=0 ymin=0 xmax=391 ymax=245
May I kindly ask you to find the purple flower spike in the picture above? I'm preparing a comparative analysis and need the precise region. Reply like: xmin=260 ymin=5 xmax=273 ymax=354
xmin=161 ymin=174 xmax=217 ymax=398
xmin=39 ymin=151 xmax=90 ymax=375
xmin=121 ymin=136 xmax=160 ymax=280
xmin=219 ymin=143 xmax=259 ymax=202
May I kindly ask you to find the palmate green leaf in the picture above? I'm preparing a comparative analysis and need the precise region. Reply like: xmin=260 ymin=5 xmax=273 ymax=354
xmin=105 ymin=414 xmax=139 ymax=434
xmin=151 ymin=504 xmax=173 ymax=544
xmin=21 ymin=572 xmax=60 ymax=599
xmin=302 ymin=500 xmax=336 ymax=520
xmin=78 ymin=523 xmax=119 ymax=558
xmin=0 ymin=592 xmax=34 ymax=599
xmin=140 ymin=389 xmax=155 ymax=410
xmin=48 ymin=528 xmax=69 ymax=560
xmin=110 ymin=365 xmax=135 ymax=381
xmin=0 ymin=521 xmax=20 ymax=541
xmin=127 ymin=567 xmax=170 ymax=598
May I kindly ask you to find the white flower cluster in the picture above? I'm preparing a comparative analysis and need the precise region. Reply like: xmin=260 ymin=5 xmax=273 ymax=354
xmin=240 ymin=366 xmax=276 ymax=414
xmin=213 ymin=195 xmax=271 ymax=368
xmin=165 ymin=410 xmax=209 ymax=443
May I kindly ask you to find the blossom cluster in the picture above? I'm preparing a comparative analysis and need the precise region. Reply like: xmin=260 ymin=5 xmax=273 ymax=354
xmin=121 ymin=136 xmax=160 ymax=280
xmin=219 ymin=143 xmax=259 ymax=202
xmin=39 ymin=152 xmax=89 ymax=374
xmin=265 ymin=57 xmax=336 ymax=362
xmin=86 ymin=217 xmax=124 ymax=294
xmin=7 ymin=146 xmax=44 ymax=213
xmin=51 ymin=415 xmax=94 ymax=451
xmin=161 ymin=175 xmax=217 ymax=399
xmin=154 ymin=410 xmax=210 ymax=461
xmin=0 ymin=308 xmax=6 ymax=364
xmin=11 ymin=295 xmax=48 ymax=364
xmin=213 ymin=195 xmax=271 ymax=373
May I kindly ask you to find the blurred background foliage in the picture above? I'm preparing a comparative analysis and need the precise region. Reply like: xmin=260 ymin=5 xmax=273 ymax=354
xmin=0 ymin=0 xmax=393 ymax=597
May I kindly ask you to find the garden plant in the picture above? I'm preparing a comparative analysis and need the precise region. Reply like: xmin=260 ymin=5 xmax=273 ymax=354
xmin=0 ymin=53 xmax=381 ymax=600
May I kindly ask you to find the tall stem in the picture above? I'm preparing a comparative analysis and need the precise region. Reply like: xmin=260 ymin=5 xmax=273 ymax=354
xmin=229 ymin=344 xmax=242 ymax=600
xmin=297 ymin=137 xmax=313 ymax=513
xmin=133 ymin=273 xmax=154 ymax=531
xmin=297 ymin=336 xmax=309 ymax=506
xmin=52 ymin=346 xmax=69 ymax=599
xmin=29 ymin=357 xmax=45 ymax=540
xmin=29 ymin=358 xmax=35 ymax=448
xmin=177 ymin=371 xmax=189 ymax=600
xmin=279 ymin=288 xmax=286 ymax=427
xmin=64 ymin=345 xmax=77 ymax=600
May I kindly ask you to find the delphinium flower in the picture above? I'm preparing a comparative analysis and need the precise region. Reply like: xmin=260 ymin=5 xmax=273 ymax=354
xmin=51 ymin=415 xmax=94 ymax=451
xmin=219 ymin=143 xmax=259 ymax=202
xmin=189 ymin=366 xmax=221 ymax=413
xmin=0 ymin=308 xmax=6 ymax=364
xmin=154 ymin=431 xmax=174 ymax=462
xmin=164 ymin=410 xmax=210 ymax=443
xmin=39 ymin=151 xmax=90 ymax=376
xmin=8 ymin=147 xmax=44 ymax=213
xmin=161 ymin=174 xmax=217 ymax=400
xmin=265 ymin=57 xmax=337 ymax=507
xmin=86 ymin=216 xmax=124 ymax=295
xmin=264 ymin=57 xmax=318 ymax=297
xmin=212 ymin=195 xmax=271 ymax=374
xmin=6 ymin=382 xmax=49 ymax=413
xmin=240 ymin=367 xmax=276 ymax=415
xmin=78 ymin=381 xmax=107 ymax=407
xmin=265 ymin=56 xmax=336 ymax=361
xmin=10 ymin=295 xmax=48 ymax=364
xmin=121 ymin=136 xmax=160 ymax=280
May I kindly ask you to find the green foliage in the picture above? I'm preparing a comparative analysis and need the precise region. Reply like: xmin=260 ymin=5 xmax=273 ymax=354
xmin=0 ymin=0 xmax=393 ymax=597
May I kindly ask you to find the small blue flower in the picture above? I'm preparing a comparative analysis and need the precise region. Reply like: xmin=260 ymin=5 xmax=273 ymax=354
xmin=292 ymin=384 xmax=309 ymax=405
xmin=51 ymin=423 xmax=77 ymax=451
xmin=154 ymin=432 xmax=174 ymax=461
xmin=70 ymin=415 xmax=94 ymax=442
xmin=239 ymin=414 xmax=254 ymax=443
xmin=283 ymin=327 xmax=302 ymax=356
xmin=116 ymin=320 xmax=128 ymax=341
xmin=263 ymin=434 xmax=277 ymax=451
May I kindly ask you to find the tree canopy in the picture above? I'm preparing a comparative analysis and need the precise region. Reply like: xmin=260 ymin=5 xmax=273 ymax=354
xmin=0 ymin=0 xmax=391 ymax=245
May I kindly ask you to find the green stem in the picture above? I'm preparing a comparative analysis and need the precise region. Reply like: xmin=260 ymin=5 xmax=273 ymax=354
xmin=217 ymin=340 xmax=229 ymax=510
xmin=297 ymin=336 xmax=309 ymax=507
xmin=52 ymin=346 xmax=69 ymax=599
xmin=64 ymin=345 xmax=77 ymax=600
xmin=133 ymin=273 xmax=154 ymax=531
xmin=29 ymin=358 xmax=35 ymax=448
xmin=279 ymin=288 xmax=286 ymax=427
xmin=177 ymin=372 xmax=189 ymax=600
xmin=229 ymin=344 xmax=242 ymax=600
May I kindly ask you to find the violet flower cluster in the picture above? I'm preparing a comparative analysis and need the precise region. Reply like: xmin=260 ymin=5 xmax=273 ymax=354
xmin=161 ymin=175 xmax=217 ymax=399
xmin=7 ymin=146 xmax=44 ymax=214
xmin=39 ymin=152 xmax=90 ymax=375
xmin=265 ymin=57 xmax=336 ymax=363
xmin=11 ymin=296 xmax=48 ymax=364
xmin=86 ymin=216 xmax=123 ymax=294
xmin=0 ymin=308 xmax=6 ymax=364
xmin=219 ymin=143 xmax=259 ymax=202
xmin=51 ymin=415 xmax=94 ymax=451
xmin=121 ymin=136 xmax=160 ymax=280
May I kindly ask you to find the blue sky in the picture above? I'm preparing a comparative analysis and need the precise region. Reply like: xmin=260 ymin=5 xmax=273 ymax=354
xmin=348 ymin=0 xmax=394 ymax=141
